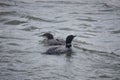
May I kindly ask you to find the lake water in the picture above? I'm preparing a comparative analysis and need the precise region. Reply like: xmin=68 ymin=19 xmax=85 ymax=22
xmin=0 ymin=0 xmax=120 ymax=80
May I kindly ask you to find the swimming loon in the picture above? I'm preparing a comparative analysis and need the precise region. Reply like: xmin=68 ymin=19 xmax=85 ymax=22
xmin=43 ymin=35 xmax=76 ymax=55
xmin=42 ymin=33 xmax=65 ymax=45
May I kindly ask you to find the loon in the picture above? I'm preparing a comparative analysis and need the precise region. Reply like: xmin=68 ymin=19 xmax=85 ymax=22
xmin=42 ymin=33 xmax=65 ymax=45
xmin=43 ymin=35 xmax=76 ymax=55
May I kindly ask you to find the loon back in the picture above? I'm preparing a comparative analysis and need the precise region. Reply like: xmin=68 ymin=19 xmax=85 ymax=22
xmin=43 ymin=46 xmax=71 ymax=55
xmin=43 ymin=38 xmax=65 ymax=46
xmin=48 ymin=39 xmax=65 ymax=45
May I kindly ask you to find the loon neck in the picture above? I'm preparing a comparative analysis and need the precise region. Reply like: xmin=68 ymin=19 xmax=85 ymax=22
xmin=48 ymin=38 xmax=54 ymax=40
xmin=48 ymin=36 xmax=54 ymax=40
xmin=65 ymin=35 xmax=75 ymax=48
xmin=66 ymin=43 xmax=72 ymax=48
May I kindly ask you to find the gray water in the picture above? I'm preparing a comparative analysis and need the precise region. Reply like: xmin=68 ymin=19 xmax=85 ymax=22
xmin=0 ymin=0 xmax=120 ymax=80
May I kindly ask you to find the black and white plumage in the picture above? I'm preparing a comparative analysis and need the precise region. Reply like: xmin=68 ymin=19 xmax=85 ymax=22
xmin=42 ymin=33 xmax=65 ymax=45
xmin=43 ymin=35 xmax=76 ymax=55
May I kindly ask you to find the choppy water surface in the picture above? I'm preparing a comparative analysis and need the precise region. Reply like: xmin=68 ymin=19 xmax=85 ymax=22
xmin=0 ymin=0 xmax=120 ymax=80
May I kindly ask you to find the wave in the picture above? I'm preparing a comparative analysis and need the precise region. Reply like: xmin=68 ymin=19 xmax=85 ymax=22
xmin=4 ymin=20 xmax=27 ymax=25
xmin=111 ymin=30 xmax=120 ymax=34
xmin=74 ymin=45 xmax=120 ymax=59
xmin=7 ymin=68 xmax=26 ymax=72
xmin=0 ymin=11 xmax=16 ymax=16
xmin=22 ymin=15 xmax=67 ymax=23
xmin=0 ymin=36 xmax=29 ymax=40
xmin=20 ymin=26 xmax=40 ymax=31
xmin=0 ymin=2 xmax=13 ymax=7
xmin=36 ymin=1 xmax=88 ymax=5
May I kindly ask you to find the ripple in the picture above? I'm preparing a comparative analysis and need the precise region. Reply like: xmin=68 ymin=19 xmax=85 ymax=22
xmin=4 ymin=20 xmax=27 ymax=25
xmin=22 ymin=15 xmax=67 ymax=23
xmin=59 ymin=28 xmax=79 ymax=31
xmin=78 ymin=35 xmax=91 ymax=38
xmin=74 ymin=40 xmax=93 ymax=45
xmin=51 ymin=72 xmax=70 ymax=79
xmin=76 ymin=18 xmax=98 ymax=22
xmin=69 ymin=12 xmax=79 ymax=14
xmin=0 ymin=45 xmax=4 ymax=49
xmin=84 ymin=12 xmax=110 ymax=15
xmin=15 ymin=59 xmax=23 ymax=63
xmin=36 ymin=1 xmax=88 ymax=5
xmin=7 ymin=68 xmax=26 ymax=72
xmin=103 ymin=40 xmax=113 ymax=43
xmin=6 ymin=50 xmax=42 ymax=54
xmin=74 ymin=45 xmax=110 ymax=54
xmin=99 ymin=74 xmax=112 ymax=78
xmin=0 ymin=36 xmax=28 ymax=40
xmin=7 ymin=50 xmax=32 ymax=54
xmin=74 ymin=45 xmax=120 ymax=59
xmin=115 ymin=49 xmax=120 ymax=52
xmin=84 ymin=33 xmax=96 ymax=36
xmin=41 ymin=5 xmax=54 ymax=8
xmin=7 ymin=43 xmax=20 ymax=46
xmin=113 ymin=78 xmax=120 ymax=80
xmin=0 ymin=55 xmax=12 ymax=63
xmin=86 ymin=29 xmax=100 ymax=33
xmin=0 ymin=72 xmax=12 ymax=76
xmin=0 ymin=11 xmax=16 ymax=16
xmin=77 ymin=23 xmax=92 ymax=28
xmin=23 ymin=15 xmax=48 ymax=21
xmin=111 ymin=30 xmax=120 ymax=34
xmin=102 ymin=3 xmax=112 ymax=8
xmin=0 ymin=59 xmax=10 ymax=63
xmin=40 ymin=77 xmax=57 ymax=80
xmin=98 ymin=9 xmax=116 ymax=12
xmin=103 ymin=18 xmax=120 ymax=21
xmin=20 ymin=26 xmax=40 ymax=31
xmin=0 ymin=18 xmax=8 ymax=22
xmin=0 ymin=2 xmax=12 ymax=7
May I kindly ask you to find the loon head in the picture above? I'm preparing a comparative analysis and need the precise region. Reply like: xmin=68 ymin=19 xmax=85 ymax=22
xmin=42 ymin=33 xmax=54 ymax=39
xmin=66 ymin=35 xmax=76 ymax=48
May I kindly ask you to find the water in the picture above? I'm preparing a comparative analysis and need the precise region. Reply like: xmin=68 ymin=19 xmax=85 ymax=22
xmin=0 ymin=0 xmax=120 ymax=80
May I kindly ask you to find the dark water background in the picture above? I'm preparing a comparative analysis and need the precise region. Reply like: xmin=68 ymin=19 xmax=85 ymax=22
xmin=0 ymin=0 xmax=120 ymax=80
